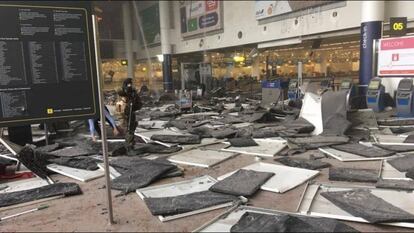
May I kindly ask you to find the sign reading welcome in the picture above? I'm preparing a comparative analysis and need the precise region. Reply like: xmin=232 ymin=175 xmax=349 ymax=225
xmin=378 ymin=36 xmax=414 ymax=76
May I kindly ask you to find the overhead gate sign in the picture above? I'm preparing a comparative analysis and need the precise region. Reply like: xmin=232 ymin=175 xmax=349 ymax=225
xmin=378 ymin=36 xmax=414 ymax=76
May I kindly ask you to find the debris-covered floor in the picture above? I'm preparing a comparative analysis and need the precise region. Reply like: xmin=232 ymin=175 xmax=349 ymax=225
xmin=1 ymin=90 xmax=414 ymax=232
xmin=0 ymin=153 xmax=412 ymax=232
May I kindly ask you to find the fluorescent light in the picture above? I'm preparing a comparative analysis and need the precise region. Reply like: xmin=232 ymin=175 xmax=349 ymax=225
xmin=258 ymin=38 xmax=302 ymax=49
xmin=233 ymin=56 xmax=245 ymax=62
xmin=157 ymin=54 xmax=164 ymax=62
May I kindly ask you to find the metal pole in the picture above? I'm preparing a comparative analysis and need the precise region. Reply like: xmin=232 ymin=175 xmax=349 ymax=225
xmin=44 ymin=123 xmax=49 ymax=145
xmin=92 ymin=14 xmax=115 ymax=225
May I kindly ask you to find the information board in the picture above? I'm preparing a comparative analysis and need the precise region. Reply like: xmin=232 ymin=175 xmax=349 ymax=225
xmin=377 ymin=36 xmax=414 ymax=76
xmin=179 ymin=0 xmax=223 ymax=38
xmin=0 ymin=1 xmax=99 ymax=127
xmin=255 ymin=1 xmax=337 ymax=20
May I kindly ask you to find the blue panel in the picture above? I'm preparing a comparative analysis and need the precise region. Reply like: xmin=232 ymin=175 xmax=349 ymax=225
xmin=262 ymin=81 xmax=281 ymax=89
xmin=367 ymin=97 xmax=377 ymax=103
xmin=359 ymin=21 xmax=382 ymax=96
xmin=398 ymin=98 xmax=409 ymax=105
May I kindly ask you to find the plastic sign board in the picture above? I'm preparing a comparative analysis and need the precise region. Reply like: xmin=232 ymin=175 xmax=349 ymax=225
xmin=179 ymin=0 xmax=223 ymax=38
xmin=390 ymin=17 xmax=407 ymax=37
xmin=255 ymin=1 xmax=337 ymax=20
xmin=0 ymin=1 xmax=99 ymax=127
xmin=378 ymin=36 xmax=414 ymax=76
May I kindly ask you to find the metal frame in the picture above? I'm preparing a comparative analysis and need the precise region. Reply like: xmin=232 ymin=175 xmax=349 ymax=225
xmin=217 ymin=162 xmax=319 ymax=193
xmin=136 ymin=175 xmax=244 ymax=222
xmin=297 ymin=182 xmax=414 ymax=228
xmin=318 ymin=147 xmax=396 ymax=162
xmin=46 ymin=164 xmax=104 ymax=182
xmin=167 ymin=149 xmax=238 ymax=168
xmin=221 ymin=138 xmax=287 ymax=157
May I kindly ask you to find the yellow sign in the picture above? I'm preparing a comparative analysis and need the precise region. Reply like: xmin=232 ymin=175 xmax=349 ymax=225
xmin=393 ymin=22 xmax=404 ymax=31
xmin=390 ymin=17 xmax=407 ymax=37
xmin=47 ymin=108 xmax=54 ymax=114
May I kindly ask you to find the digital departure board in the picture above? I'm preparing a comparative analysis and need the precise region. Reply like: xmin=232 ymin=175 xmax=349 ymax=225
xmin=0 ymin=1 xmax=99 ymax=127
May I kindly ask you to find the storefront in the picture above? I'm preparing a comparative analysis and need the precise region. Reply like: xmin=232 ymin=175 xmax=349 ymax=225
xmin=173 ymin=34 xmax=360 ymax=92
xmin=101 ymin=59 xmax=164 ymax=92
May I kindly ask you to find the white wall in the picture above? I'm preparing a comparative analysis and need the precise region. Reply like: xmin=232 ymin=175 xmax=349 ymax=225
xmin=168 ymin=1 xmax=363 ymax=54
xmin=385 ymin=1 xmax=414 ymax=22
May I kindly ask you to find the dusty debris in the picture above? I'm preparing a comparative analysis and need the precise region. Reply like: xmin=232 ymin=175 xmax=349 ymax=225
xmin=230 ymin=212 xmax=359 ymax=232
xmin=209 ymin=169 xmax=274 ymax=197
xmin=330 ymin=143 xmax=395 ymax=158
xmin=329 ymin=167 xmax=378 ymax=183
xmin=0 ymin=183 xmax=82 ymax=208
xmin=387 ymin=154 xmax=414 ymax=172
xmin=275 ymin=157 xmax=331 ymax=170
xmin=321 ymin=189 xmax=414 ymax=223
xmin=150 ymin=134 xmax=201 ymax=144
xmin=144 ymin=190 xmax=239 ymax=216
xmin=228 ymin=138 xmax=258 ymax=147
xmin=375 ymin=179 xmax=414 ymax=191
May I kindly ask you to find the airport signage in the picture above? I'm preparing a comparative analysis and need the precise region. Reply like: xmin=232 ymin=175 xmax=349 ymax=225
xmin=255 ymin=1 xmax=337 ymax=20
xmin=378 ymin=36 xmax=414 ymax=76
xmin=0 ymin=1 xmax=99 ymax=127
xmin=180 ymin=0 xmax=223 ymax=38
xmin=390 ymin=17 xmax=407 ymax=37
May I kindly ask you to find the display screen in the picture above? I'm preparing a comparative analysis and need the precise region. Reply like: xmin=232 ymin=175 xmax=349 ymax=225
xmin=399 ymin=79 xmax=413 ymax=91
xmin=341 ymin=81 xmax=351 ymax=89
xmin=368 ymin=80 xmax=380 ymax=90
xmin=0 ymin=1 xmax=99 ymax=127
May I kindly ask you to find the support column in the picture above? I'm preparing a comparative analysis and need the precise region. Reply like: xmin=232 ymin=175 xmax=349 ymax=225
xmin=159 ymin=1 xmax=173 ymax=91
xmin=265 ymin=56 xmax=270 ymax=80
xmin=122 ymin=2 xmax=135 ymax=80
xmin=359 ymin=1 xmax=384 ymax=96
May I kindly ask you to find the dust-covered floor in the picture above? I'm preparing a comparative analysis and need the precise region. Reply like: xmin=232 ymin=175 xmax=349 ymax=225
xmin=0 ymin=151 xmax=412 ymax=232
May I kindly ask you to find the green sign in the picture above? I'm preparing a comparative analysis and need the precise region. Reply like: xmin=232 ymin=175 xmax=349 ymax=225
xmin=140 ymin=4 xmax=160 ymax=45
xmin=188 ymin=18 xmax=198 ymax=32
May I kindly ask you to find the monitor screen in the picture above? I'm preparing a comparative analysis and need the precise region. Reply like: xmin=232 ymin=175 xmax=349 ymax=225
xmin=399 ymin=79 xmax=413 ymax=91
xmin=341 ymin=81 xmax=351 ymax=89
xmin=368 ymin=81 xmax=380 ymax=90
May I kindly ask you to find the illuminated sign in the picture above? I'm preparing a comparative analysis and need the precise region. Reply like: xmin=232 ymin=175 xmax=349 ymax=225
xmin=390 ymin=17 xmax=407 ymax=37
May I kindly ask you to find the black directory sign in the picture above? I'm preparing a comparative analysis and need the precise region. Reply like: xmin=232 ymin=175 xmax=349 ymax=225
xmin=0 ymin=1 xmax=99 ymax=127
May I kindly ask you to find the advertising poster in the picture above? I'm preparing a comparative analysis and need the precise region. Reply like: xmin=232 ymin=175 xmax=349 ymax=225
xmin=255 ymin=0 xmax=336 ymax=20
xmin=180 ymin=0 xmax=223 ymax=38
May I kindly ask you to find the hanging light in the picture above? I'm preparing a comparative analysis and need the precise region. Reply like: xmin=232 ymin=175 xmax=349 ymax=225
xmin=233 ymin=56 xmax=245 ymax=62
xmin=156 ymin=54 xmax=164 ymax=62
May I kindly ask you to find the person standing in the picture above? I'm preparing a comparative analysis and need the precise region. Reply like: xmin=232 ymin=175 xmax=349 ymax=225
xmin=117 ymin=78 xmax=142 ymax=147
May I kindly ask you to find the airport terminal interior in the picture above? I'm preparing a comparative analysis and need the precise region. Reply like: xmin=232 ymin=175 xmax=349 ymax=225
xmin=2 ymin=1 xmax=414 ymax=232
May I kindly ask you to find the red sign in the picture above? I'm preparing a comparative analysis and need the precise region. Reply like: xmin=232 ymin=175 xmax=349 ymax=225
xmin=392 ymin=54 xmax=399 ymax=61
xmin=378 ymin=36 xmax=414 ymax=76
xmin=205 ymin=0 xmax=218 ymax=12
xmin=380 ymin=36 xmax=414 ymax=50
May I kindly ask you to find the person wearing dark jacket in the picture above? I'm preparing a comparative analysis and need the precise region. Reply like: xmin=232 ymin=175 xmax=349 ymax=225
xmin=118 ymin=78 xmax=142 ymax=147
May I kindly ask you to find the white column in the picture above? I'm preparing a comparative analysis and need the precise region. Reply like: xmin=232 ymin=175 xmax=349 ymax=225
xmin=361 ymin=1 xmax=385 ymax=23
xmin=122 ymin=2 xmax=135 ymax=79
xmin=159 ymin=1 xmax=173 ymax=90
xmin=159 ymin=1 xmax=171 ymax=54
